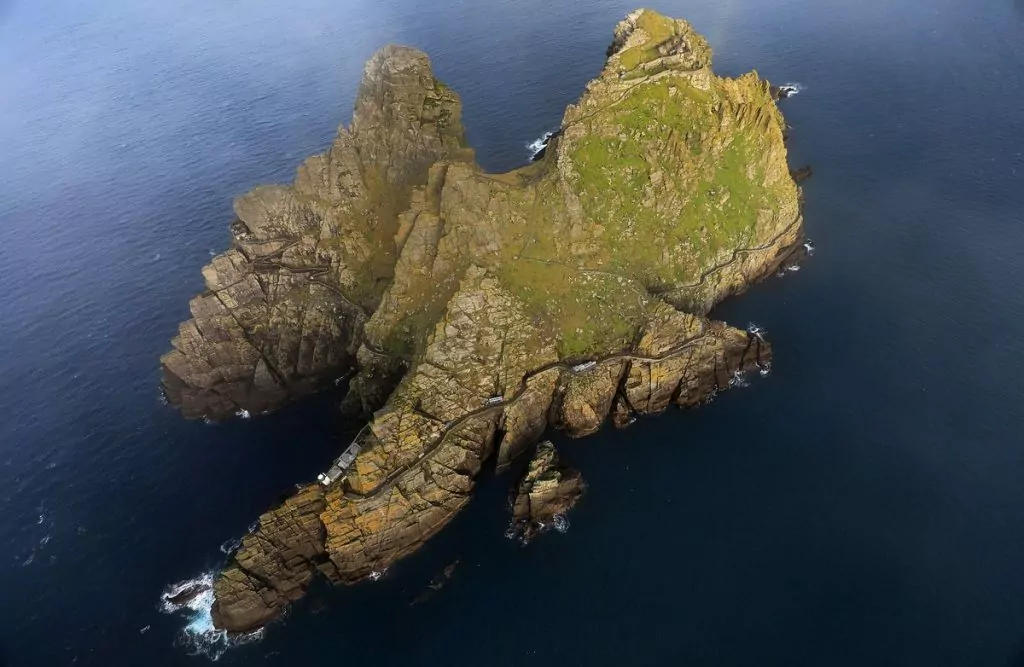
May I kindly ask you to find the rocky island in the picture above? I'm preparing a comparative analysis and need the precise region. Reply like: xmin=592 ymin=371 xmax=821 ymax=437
xmin=160 ymin=10 xmax=806 ymax=632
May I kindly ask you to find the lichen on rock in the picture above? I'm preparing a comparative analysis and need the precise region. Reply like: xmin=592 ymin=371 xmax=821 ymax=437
xmin=160 ymin=46 xmax=470 ymax=420
xmin=163 ymin=9 xmax=807 ymax=632
xmin=508 ymin=442 xmax=585 ymax=543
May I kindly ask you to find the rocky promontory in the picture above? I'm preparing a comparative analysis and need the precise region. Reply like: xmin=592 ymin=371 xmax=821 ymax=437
xmin=160 ymin=46 xmax=470 ymax=419
xmin=162 ymin=10 xmax=806 ymax=632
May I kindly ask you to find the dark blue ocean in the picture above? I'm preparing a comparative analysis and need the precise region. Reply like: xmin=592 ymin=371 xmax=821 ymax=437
xmin=3 ymin=0 xmax=1024 ymax=664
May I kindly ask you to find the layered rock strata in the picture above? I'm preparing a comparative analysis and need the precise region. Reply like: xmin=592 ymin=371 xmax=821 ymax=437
xmin=509 ymin=442 xmax=585 ymax=543
xmin=160 ymin=46 xmax=470 ymax=419
xmin=212 ymin=289 xmax=772 ymax=631
xmin=164 ymin=9 xmax=806 ymax=631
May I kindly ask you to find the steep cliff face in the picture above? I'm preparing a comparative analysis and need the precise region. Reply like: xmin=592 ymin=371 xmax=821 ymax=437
xmin=212 ymin=273 xmax=771 ymax=631
xmin=166 ymin=9 xmax=806 ymax=631
xmin=355 ymin=11 xmax=799 ymax=365
xmin=160 ymin=46 xmax=470 ymax=420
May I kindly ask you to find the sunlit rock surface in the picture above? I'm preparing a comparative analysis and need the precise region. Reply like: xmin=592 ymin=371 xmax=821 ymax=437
xmin=162 ymin=10 xmax=804 ymax=631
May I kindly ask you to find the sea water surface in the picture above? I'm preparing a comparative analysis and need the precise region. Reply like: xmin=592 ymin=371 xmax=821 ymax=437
xmin=2 ymin=0 xmax=1024 ymax=664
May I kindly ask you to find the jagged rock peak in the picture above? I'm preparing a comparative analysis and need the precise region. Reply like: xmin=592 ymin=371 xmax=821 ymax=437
xmin=159 ymin=45 xmax=469 ymax=421
xmin=509 ymin=441 xmax=585 ymax=543
xmin=605 ymin=9 xmax=712 ymax=75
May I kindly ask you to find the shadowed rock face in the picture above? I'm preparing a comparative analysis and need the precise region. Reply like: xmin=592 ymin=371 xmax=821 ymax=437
xmin=509 ymin=442 xmax=585 ymax=543
xmin=160 ymin=46 xmax=470 ymax=420
xmin=167 ymin=10 xmax=806 ymax=631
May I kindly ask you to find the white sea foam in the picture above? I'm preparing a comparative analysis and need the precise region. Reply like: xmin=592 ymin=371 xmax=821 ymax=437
xmin=159 ymin=572 xmax=213 ymax=615
xmin=729 ymin=370 xmax=750 ymax=389
xmin=160 ymin=571 xmax=264 ymax=661
xmin=527 ymin=131 xmax=555 ymax=159
xmin=22 ymin=507 xmax=54 ymax=566
xmin=803 ymin=239 xmax=815 ymax=255
xmin=746 ymin=322 xmax=767 ymax=341
xmin=777 ymin=82 xmax=804 ymax=98
xmin=219 ymin=537 xmax=242 ymax=555
xmin=759 ymin=362 xmax=772 ymax=377
xmin=235 ymin=409 xmax=251 ymax=419
xmin=552 ymin=514 xmax=570 ymax=534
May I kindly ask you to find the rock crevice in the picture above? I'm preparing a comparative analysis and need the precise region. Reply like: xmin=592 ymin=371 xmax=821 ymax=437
xmin=162 ymin=10 xmax=808 ymax=632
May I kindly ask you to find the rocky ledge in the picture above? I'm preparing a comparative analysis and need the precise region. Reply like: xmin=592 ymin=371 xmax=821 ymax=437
xmin=160 ymin=46 xmax=470 ymax=419
xmin=163 ymin=9 xmax=807 ymax=632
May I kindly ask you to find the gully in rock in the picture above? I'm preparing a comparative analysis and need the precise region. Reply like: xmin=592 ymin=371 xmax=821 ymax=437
xmin=160 ymin=9 xmax=811 ymax=636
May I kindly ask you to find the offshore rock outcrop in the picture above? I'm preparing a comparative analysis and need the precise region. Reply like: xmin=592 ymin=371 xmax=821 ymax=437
xmin=166 ymin=9 xmax=806 ymax=632
xmin=509 ymin=442 xmax=585 ymax=543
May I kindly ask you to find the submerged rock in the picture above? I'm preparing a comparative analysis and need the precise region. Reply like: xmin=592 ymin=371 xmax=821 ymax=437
xmin=770 ymin=83 xmax=802 ymax=100
xmin=791 ymin=165 xmax=814 ymax=183
xmin=163 ymin=9 xmax=808 ymax=632
xmin=409 ymin=559 xmax=459 ymax=606
xmin=163 ymin=581 xmax=208 ymax=608
xmin=509 ymin=442 xmax=585 ymax=543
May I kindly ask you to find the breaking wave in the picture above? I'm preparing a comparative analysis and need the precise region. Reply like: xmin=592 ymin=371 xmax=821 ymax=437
xmin=552 ymin=514 xmax=570 ymax=533
xmin=161 ymin=519 xmax=264 ymax=659
xmin=728 ymin=370 xmax=750 ymax=389
xmin=777 ymin=82 xmax=804 ymax=98
xmin=746 ymin=322 xmax=767 ymax=341
xmin=159 ymin=572 xmax=264 ymax=660
xmin=527 ymin=131 xmax=555 ymax=160
xmin=219 ymin=537 xmax=242 ymax=555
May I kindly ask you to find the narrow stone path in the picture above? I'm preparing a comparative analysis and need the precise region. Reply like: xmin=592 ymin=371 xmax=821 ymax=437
xmin=329 ymin=326 xmax=766 ymax=501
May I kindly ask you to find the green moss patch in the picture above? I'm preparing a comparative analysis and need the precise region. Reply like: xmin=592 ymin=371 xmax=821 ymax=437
xmin=618 ymin=10 xmax=679 ymax=70
xmin=567 ymin=76 xmax=786 ymax=286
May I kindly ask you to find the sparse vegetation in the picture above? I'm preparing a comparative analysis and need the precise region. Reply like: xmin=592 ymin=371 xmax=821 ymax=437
xmin=617 ymin=10 xmax=679 ymax=70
